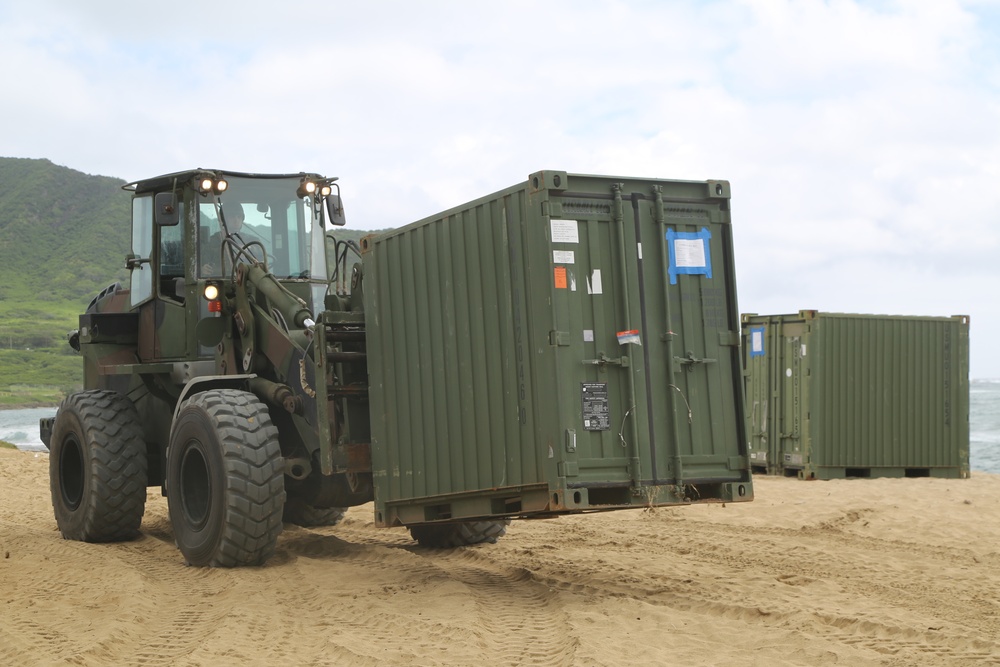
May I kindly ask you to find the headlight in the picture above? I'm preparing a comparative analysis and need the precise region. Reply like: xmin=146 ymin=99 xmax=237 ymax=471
xmin=297 ymin=179 xmax=319 ymax=198
xmin=197 ymin=176 xmax=228 ymax=194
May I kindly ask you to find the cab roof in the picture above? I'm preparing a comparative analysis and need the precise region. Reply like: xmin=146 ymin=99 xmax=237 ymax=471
xmin=122 ymin=169 xmax=332 ymax=194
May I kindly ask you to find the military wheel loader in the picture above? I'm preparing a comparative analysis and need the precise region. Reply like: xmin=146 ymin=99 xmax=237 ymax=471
xmin=41 ymin=168 xmax=754 ymax=567
xmin=38 ymin=169 xmax=503 ymax=566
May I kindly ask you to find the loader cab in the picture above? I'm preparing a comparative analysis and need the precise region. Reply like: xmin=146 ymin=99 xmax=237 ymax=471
xmin=124 ymin=170 xmax=339 ymax=363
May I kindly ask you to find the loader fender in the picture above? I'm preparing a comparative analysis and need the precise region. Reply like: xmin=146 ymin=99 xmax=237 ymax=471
xmin=172 ymin=374 xmax=256 ymax=424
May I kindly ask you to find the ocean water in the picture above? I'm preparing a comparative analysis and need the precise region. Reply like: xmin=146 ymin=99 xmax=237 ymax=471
xmin=0 ymin=407 xmax=55 ymax=452
xmin=970 ymin=379 xmax=1000 ymax=474
xmin=4 ymin=382 xmax=1000 ymax=473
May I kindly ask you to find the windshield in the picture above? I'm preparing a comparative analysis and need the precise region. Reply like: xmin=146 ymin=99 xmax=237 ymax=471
xmin=198 ymin=176 xmax=326 ymax=280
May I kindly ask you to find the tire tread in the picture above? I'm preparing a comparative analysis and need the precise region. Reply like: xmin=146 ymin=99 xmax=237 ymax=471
xmin=50 ymin=390 xmax=147 ymax=542
xmin=409 ymin=519 xmax=510 ymax=548
xmin=173 ymin=390 xmax=284 ymax=567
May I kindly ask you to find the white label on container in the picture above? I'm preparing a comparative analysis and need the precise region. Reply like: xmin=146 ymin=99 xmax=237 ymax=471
xmin=674 ymin=238 xmax=707 ymax=268
xmin=553 ymin=250 xmax=575 ymax=264
xmin=583 ymin=329 xmax=594 ymax=342
xmin=752 ymin=330 xmax=764 ymax=353
xmin=550 ymin=219 xmax=579 ymax=244
xmin=587 ymin=269 xmax=603 ymax=295
xmin=801 ymin=344 xmax=807 ymax=357
xmin=569 ymin=269 xmax=577 ymax=292
xmin=786 ymin=368 xmax=793 ymax=378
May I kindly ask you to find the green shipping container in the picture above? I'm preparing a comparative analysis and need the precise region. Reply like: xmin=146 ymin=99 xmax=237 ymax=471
xmin=362 ymin=170 xmax=753 ymax=528
xmin=742 ymin=311 xmax=970 ymax=479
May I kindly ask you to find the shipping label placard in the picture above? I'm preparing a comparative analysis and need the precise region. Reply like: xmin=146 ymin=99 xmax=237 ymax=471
xmin=554 ymin=266 xmax=568 ymax=289
xmin=749 ymin=326 xmax=765 ymax=357
xmin=553 ymin=250 xmax=575 ymax=264
xmin=581 ymin=383 xmax=610 ymax=431
xmin=666 ymin=227 xmax=713 ymax=285
xmin=550 ymin=219 xmax=580 ymax=244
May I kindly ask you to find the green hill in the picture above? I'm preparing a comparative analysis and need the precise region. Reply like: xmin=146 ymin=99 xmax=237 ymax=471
xmin=0 ymin=158 xmax=130 ymax=404
xmin=0 ymin=158 xmax=386 ymax=406
xmin=0 ymin=158 xmax=131 ymax=305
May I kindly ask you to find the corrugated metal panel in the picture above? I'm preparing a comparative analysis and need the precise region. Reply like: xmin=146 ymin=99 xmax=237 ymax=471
xmin=365 ymin=190 xmax=536 ymax=501
xmin=364 ymin=171 xmax=753 ymax=527
xmin=741 ymin=311 xmax=970 ymax=479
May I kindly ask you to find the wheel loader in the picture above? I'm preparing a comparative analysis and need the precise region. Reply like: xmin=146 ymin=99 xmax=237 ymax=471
xmin=40 ymin=168 xmax=754 ymax=566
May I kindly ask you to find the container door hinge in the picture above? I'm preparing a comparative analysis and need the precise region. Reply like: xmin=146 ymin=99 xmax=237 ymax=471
xmin=728 ymin=456 xmax=749 ymax=471
xmin=558 ymin=461 xmax=579 ymax=477
xmin=718 ymin=330 xmax=740 ymax=346
xmin=542 ymin=201 xmax=563 ymax=218
xmin=549 ymin=330 xmax=571 ymax=346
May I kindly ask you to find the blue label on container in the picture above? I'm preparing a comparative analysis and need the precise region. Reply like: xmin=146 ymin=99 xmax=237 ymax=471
xmin=666 ymin=227 xmax=712 ymax=285
xmin=749 ymin=326 xmax=766 ymax=357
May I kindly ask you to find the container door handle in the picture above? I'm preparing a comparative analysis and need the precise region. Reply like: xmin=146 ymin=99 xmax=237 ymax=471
xmin=582 ymin=352 xmax=630 ymax=367
xmin=674 ymin=352 xmax=716 ymax=369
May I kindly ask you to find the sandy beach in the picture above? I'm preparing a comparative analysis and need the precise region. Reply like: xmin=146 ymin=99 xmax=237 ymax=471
xmin=2 ymin=447 xmax=999 ymax=666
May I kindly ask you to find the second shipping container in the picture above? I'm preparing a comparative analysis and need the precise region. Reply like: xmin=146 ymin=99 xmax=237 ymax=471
xmin=742 ymin=311 xmax=969 ymax=479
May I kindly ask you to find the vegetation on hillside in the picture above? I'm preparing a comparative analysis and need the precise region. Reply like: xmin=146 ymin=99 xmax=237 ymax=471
xmin=0 ymin=158 xmax=130 ymax=307
xmin=0 ymin=158 xmax=130 ymax=403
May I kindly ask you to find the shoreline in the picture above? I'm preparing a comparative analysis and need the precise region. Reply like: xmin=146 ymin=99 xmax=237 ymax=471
xmin=0 ymin=401 xmax=60 ymax=410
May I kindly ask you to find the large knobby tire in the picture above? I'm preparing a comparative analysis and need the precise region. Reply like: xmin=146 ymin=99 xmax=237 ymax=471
xmin=166 ymin=389 xmax=284 ymax=567
xmin=49 ymin=390 xmax=148 ymax=542
xmin=282 ymin=499 xmax=347 ymax=527
xmin=409 ymin=519 xmax=511 ymax=548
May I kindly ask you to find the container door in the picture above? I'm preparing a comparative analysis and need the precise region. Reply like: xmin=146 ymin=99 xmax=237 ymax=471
xmin=743 ymin=321 xmax=774 ymax=472
xmin=777 ymin=324 xmax=807 ymax=471
xmin=651 ymin=193 xmax=744 ymax=484
xmin=550 ymin=181 xmax=745 ymax=487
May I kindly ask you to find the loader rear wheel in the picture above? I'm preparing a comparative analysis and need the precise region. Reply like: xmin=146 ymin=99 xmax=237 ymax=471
xmin=409 ymin=519 xmax=510 ymax=548
xmin=166 ymin=389 xmax=284 ymax=567
xmin=49 ymin=390 xmax=147 ymax=542
xmin=282 ymin=499 xmax=347 ymax=527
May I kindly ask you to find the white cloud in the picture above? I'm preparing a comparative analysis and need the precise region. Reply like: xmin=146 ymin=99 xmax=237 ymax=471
xmin=0 ymin=0 xmax=998 ymax=375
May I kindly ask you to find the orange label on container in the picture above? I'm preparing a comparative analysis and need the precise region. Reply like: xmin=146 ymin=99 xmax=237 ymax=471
xmin=554 ymin=266 xmax=568 ymax=289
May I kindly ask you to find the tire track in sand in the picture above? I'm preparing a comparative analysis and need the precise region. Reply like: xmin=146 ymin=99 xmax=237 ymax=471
xmin=281 ymin=521 xmax=580 ymax=667
xmin=490 ymin=513 xmax=1000 ymax=666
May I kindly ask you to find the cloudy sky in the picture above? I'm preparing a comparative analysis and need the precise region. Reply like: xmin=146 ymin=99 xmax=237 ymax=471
xmin=2 ymin=1 xmax=998 ymax=377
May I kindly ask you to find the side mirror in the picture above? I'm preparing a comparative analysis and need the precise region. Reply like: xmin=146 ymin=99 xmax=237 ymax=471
xmin=154 ymin=192 xmax=180 ymax=226
xmin=325 ymin=194 xmax=346 ymax=227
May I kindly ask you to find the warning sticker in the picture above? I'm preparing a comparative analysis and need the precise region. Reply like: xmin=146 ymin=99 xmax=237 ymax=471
xmin=616 ymin=329 xmax=641 ymax=346
xmin=674 ymin=239 xmax=705 ymax=268
xmin=553 ymin=250 xmax=575 ymax=264
xmin=581 ymin=383 xmax=610 ymax=431
xmin=551 ymin=219 xmax=580 ymax=244
xmin=554 ymin=266 xmax=568 ymax=289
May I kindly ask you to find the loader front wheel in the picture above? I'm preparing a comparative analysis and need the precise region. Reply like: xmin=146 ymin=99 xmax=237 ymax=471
xmin=166 ymin=390 xmax=284 ymax=567
xmin=49 ymin=391 xmax=147 ymax=542
xmin=409 ymin=519 xmax=510 ymax=548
